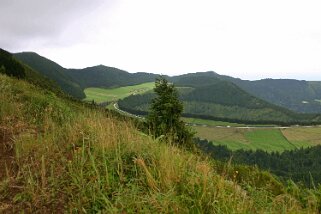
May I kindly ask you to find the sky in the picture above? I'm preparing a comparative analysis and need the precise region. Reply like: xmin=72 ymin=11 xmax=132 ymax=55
xmin=1 ymin=0 xmax=321 ymax=80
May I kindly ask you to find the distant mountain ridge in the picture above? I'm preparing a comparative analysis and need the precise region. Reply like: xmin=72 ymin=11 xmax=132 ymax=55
xmin=12 ymin=51 xmax=321 ymax=114
xmin=14 ymin=52 xmax=159 ymax=98
xmin=14 ymin=52 xmax=85 ymax=99
xmin=1 ymin=49 xmax=64 ymax=96
xmin=198 ymin=71 xmax=321 ymax=113
xmin=65 ymin=65 xmax=158 ymax=88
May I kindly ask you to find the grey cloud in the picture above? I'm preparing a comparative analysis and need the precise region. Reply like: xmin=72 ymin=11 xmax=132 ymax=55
xmin=0 ymin=0 xmax=107 ymax=50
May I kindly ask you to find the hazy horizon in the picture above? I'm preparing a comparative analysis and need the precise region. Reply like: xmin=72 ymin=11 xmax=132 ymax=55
xmin=1 ymin=0 xmax=321 ymax=81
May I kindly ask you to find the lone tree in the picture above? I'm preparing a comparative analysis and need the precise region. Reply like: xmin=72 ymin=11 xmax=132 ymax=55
xmin=147 ymin=76 xmax=194 ymax=146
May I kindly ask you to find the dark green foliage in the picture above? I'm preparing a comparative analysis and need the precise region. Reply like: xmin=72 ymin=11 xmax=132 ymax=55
xmin=65 ymin=65 xmax=159 ymax=89
xmin=215 ymin=74 xmax=321 ymax=113
xmin=0 ymin=48 xmax=26 ymax=78
xmin=147 ymin=76 xmax=194 ymax=146
xmin=196 ymin=138 xmax=321 ymax=187
xmin=0 ymin=49 xmax=64 ymax=96
xmin=14 ymin=52 xmax=85 ymax=99
xmin=118 ymin=75 xmax=321 ymax=125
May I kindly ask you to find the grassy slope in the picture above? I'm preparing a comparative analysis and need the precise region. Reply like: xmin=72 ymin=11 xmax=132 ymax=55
xmin=194 ymin=126 xmax=321 ymax=152
xmin=1 ymin=74 xmax=320 ymax=213
xmin=84 ymin=82 xmax=154 ymax=103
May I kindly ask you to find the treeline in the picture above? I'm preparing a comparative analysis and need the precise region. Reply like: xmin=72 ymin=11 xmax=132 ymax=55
xmin=196 ymin=138 xmax=321 ymax=187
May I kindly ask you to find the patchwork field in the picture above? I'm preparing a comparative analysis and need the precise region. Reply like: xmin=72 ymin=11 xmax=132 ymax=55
xmin=193 ymin=126 xmax=321 ymax=152
xmin=84 ymin=84 xmax=321 ymax=153
xmin=84 ymin=82 xmax=154 ymax=103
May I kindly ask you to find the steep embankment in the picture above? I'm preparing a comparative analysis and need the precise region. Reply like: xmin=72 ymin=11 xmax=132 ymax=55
xmin=1 ymin=73 xmax=319 ymax=212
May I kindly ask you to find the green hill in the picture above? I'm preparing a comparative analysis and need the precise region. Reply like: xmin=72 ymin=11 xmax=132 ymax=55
xmin=14 ymin=52 xmax=159 ymax=99
xmin=11 ymin=51 xmax=321 ymax=113
xmin=14 ymin=52 xmax=85 ymax=99
xmin=235 ymin=79 xmax=321 ymax=113
xmin=65 ymin=65 xmax=159 ymax=88
xmin=204 ymin=72 xmax=321 ymax=113
xmin=172 ymin=71 xmax=321 ymax=113
xmin=1 ymin=49 xmax=64 ymax=96
xmin=0 ymin=49 xmax=26 ymax=79
xmin=119 ymin=75 xmax=321 ymax=125
xmin=1 ymin=69 xmax=320 ymax=213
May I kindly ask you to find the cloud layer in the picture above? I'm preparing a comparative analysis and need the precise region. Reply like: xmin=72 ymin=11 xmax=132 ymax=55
xmin=1 ymin=0 xmax=321 ymax=80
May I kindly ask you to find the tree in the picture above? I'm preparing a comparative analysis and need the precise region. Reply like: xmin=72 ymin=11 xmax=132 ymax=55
xmin=147 ymin=76 xmax=194 ymax=146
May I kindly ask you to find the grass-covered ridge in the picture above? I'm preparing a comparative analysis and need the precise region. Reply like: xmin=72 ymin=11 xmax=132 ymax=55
xmin=1 ymin=74 xmax=321 ymax=212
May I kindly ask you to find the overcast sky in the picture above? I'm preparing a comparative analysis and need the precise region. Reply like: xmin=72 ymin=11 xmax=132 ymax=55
xmin=1 ymin=0 xmax=321 ymax=80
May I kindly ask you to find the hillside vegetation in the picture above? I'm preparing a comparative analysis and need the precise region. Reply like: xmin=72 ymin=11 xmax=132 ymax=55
xmin=118 ymin=76 xmax=321 ymax=125
xmin=66 ymin=65 xmax=158 ymax=89
xmin=84 ymin=82 xmax=154 ymax=104
xmin=1 ymin=73 xmax=321 ymax=212
xmin=14 ymin=52 xmax=85 ymax=99
xmin=14 ymin=52 xmax=160 ymax=99
xmin=195 ymin=71 xmax=321 ymax=113
xmin=193 ymin=126 xmax=321 ymax=152
xmin=197 ymin=138 xmax=321 ymax=187
xmin=12 ymin=52 xmax=321 ymax=114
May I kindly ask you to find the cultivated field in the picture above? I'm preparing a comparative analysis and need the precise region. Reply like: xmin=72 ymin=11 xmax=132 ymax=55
xmin=84 ymin=82 xmax=154 ymax=103
xmin=193 ymin=126 xmax=321 ymax=152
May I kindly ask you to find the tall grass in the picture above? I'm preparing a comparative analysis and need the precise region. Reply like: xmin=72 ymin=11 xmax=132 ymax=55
xmin=1 ymin=74 xmax=320 ymax=213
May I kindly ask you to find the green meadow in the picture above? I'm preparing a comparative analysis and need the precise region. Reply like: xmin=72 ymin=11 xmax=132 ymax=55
xmin=84 ymin=82 xmax=154 ymax=103
xmin=193 ymin=126 xmax=321 ymax=152
xmin=183 ymin=117 xmax=246 ymax=127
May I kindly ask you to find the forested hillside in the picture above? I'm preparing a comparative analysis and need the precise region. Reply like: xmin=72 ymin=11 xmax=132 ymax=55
xmin=13 ymin=51 xmax=321 ymax=115
xmin=65 ymin=65 xmax=158 ymax=88
xmin=14 ymin=52 xmax=85 ymax=99
xmin=1 ymin=49 xmax=63 ymax=96
xmin=119 ymin=76 xmax=321 ymax=125
xmin=205 ymin=72 xmax=321 ymax=113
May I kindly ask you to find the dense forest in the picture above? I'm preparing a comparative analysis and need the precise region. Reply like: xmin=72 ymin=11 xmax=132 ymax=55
xmin=196 ymin=138 xmax=321 ymax=187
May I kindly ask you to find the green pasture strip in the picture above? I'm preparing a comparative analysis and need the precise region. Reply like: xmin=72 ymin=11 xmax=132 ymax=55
xmin=84 ymin=82 xmax=154 ymax=103
xmin=193 ymin=126 xmax=314 ymax=152
xmin=183 ymin=117 xmax=245 ymax=127
xmin=244 ymin=129 xmax=296 ymax=152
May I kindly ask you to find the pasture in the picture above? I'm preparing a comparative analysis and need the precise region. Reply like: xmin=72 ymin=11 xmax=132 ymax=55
xmin=84 ymin=82 xmax=154 ymax=103
xmin=193 ymin=126 xmax=321 ymax=152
